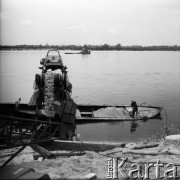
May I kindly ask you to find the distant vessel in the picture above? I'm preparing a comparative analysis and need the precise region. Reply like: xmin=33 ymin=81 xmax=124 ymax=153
xmin=81 ymin=48 xmax=91 ymax=54
xmin=65 ymin=48 xmax=91 ymax=55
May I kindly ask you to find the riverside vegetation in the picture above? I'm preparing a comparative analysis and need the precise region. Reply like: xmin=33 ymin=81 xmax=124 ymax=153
xmin=1 ymin=44 xmax=180 ymax=51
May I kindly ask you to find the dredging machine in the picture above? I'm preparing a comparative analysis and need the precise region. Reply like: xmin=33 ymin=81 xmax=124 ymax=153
xmin=0 ymin=50 xmax=78 ymax=151
xmin=28 ymin=50 xmax=77 ymax=139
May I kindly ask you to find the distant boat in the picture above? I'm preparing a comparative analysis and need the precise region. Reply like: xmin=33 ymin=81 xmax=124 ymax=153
xmin=81 ymin=49 xmax=91 ymax=54
xmin=65 ymin=49 xmax=91 ymax=55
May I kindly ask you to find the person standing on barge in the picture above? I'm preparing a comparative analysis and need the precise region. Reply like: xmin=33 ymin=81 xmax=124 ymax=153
xmin=131 ymin=100 xmax=138 ymax=118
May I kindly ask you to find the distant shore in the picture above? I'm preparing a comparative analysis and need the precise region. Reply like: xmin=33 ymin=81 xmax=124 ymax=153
xmin=0 ymin=44 xmax=180 ymax=51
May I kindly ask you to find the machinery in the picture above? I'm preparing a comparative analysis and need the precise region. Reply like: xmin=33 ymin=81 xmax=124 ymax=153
xmin=34 ymin=50 xmax=72 ymax=110
xmin=0 ymin=50 xmax=77 ymax=153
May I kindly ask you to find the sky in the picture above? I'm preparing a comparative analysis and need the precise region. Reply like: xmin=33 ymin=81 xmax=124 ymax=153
xmin=0 ymin=0 xmax=180 ymax=46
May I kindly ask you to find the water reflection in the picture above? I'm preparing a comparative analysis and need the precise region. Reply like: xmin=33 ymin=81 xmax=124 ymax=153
xmin=130 ymin=121 xmax=139 ymax=133
xmin=130 ymin=117 xmax=162 ymax=134
xmin=78 ymin=117 xmax=162 ymax=136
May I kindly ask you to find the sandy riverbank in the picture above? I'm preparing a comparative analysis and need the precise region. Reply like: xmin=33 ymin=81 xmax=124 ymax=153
xmin=0 ymin=135 xmax=180 ymax=179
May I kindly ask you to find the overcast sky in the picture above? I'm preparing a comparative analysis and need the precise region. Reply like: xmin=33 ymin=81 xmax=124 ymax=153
xmin=0 ymin=0 xmax=180 ymax=46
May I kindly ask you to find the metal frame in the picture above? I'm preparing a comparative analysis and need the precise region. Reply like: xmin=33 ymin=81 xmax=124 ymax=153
xmin=0 ymin=114 xmax=65 ymax=169
xmin=0 ymin=115 xmax=62 ymax=150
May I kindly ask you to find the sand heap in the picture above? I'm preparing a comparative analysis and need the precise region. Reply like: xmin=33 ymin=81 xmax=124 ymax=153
xmin=158 ymin=134 xmax=180 ymax=152
xmin=93 ymin=107 xmax=131 ymax=118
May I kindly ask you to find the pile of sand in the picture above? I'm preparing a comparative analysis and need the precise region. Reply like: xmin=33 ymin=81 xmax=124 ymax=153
xmin=0 ymin=147 xmax=107 ymax=179
xmin=93 ymin=107 xmax=131 ymax=118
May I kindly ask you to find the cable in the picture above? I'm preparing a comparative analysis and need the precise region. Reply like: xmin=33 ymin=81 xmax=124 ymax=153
xmin=79 ymin=138 xmax=123 ymax=158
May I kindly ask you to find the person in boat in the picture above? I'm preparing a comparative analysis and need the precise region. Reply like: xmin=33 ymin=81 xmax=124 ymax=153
xmin=15 ymin=98 xmax=21 ymax=111
xmin=131 ymin=100 xmax=138 ymax=118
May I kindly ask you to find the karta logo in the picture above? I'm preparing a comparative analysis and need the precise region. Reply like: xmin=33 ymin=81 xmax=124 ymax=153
xmin=107 ymin=158 xmax=179 ymax=179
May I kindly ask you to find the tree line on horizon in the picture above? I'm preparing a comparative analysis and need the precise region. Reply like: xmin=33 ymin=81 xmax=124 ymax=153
xmin=0 ymin=44 xmax=180 ymax=51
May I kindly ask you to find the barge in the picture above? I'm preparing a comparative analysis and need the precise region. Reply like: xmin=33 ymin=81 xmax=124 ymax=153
xmin=0 ymin=103 xmax=162 ymax=123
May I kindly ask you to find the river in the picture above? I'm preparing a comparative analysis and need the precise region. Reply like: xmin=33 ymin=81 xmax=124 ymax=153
xmin=0 ymin=50 xmax=180 ymax=142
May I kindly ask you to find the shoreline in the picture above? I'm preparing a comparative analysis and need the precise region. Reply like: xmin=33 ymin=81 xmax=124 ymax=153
xmin=1 ymin=135 xmax=180 ymax=179
xmin=1 ymin=48 xmax=180 ymax=51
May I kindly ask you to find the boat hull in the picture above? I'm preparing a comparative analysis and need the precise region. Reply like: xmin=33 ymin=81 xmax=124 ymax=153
xmin=0 ymin=103 xmax=162 ymax=123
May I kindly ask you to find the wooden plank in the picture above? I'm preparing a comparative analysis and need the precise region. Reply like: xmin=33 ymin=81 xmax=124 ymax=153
xmin=33 ymin=151 xmax=86 ymax=159
xmin=18 ymin=171 xmax=50 ymax=180
xmin=0 ymin=165 xmax=35 ymax=179
xmin=30 ymin=144 xmax=54 ymax=159
xmin=51 ymin=140 xmax=125 ymax=152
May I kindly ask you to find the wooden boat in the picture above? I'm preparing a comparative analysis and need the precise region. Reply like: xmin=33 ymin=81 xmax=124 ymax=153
xmin=0 ymin=103 xmax=162 ymax=123
xmin=76 ymin=104 xmax=162 ymax=122
xmin=65 ymin=50 xmax=90 ymax=55
xmin=81 ymin=50 xmax=90 ymax=54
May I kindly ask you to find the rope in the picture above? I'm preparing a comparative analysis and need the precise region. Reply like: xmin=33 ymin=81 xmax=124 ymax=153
xmin=77 ymin=137 xmax=123 ymax=158
xmin=163 ymin=107 xmax=169 ymax=136
xmin=71 ymin=125 xmax=121 ymax=158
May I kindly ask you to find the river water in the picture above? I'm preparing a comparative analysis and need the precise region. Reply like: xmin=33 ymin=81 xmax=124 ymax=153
xmin=0 ymin=50 xmax=180 ymax=142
